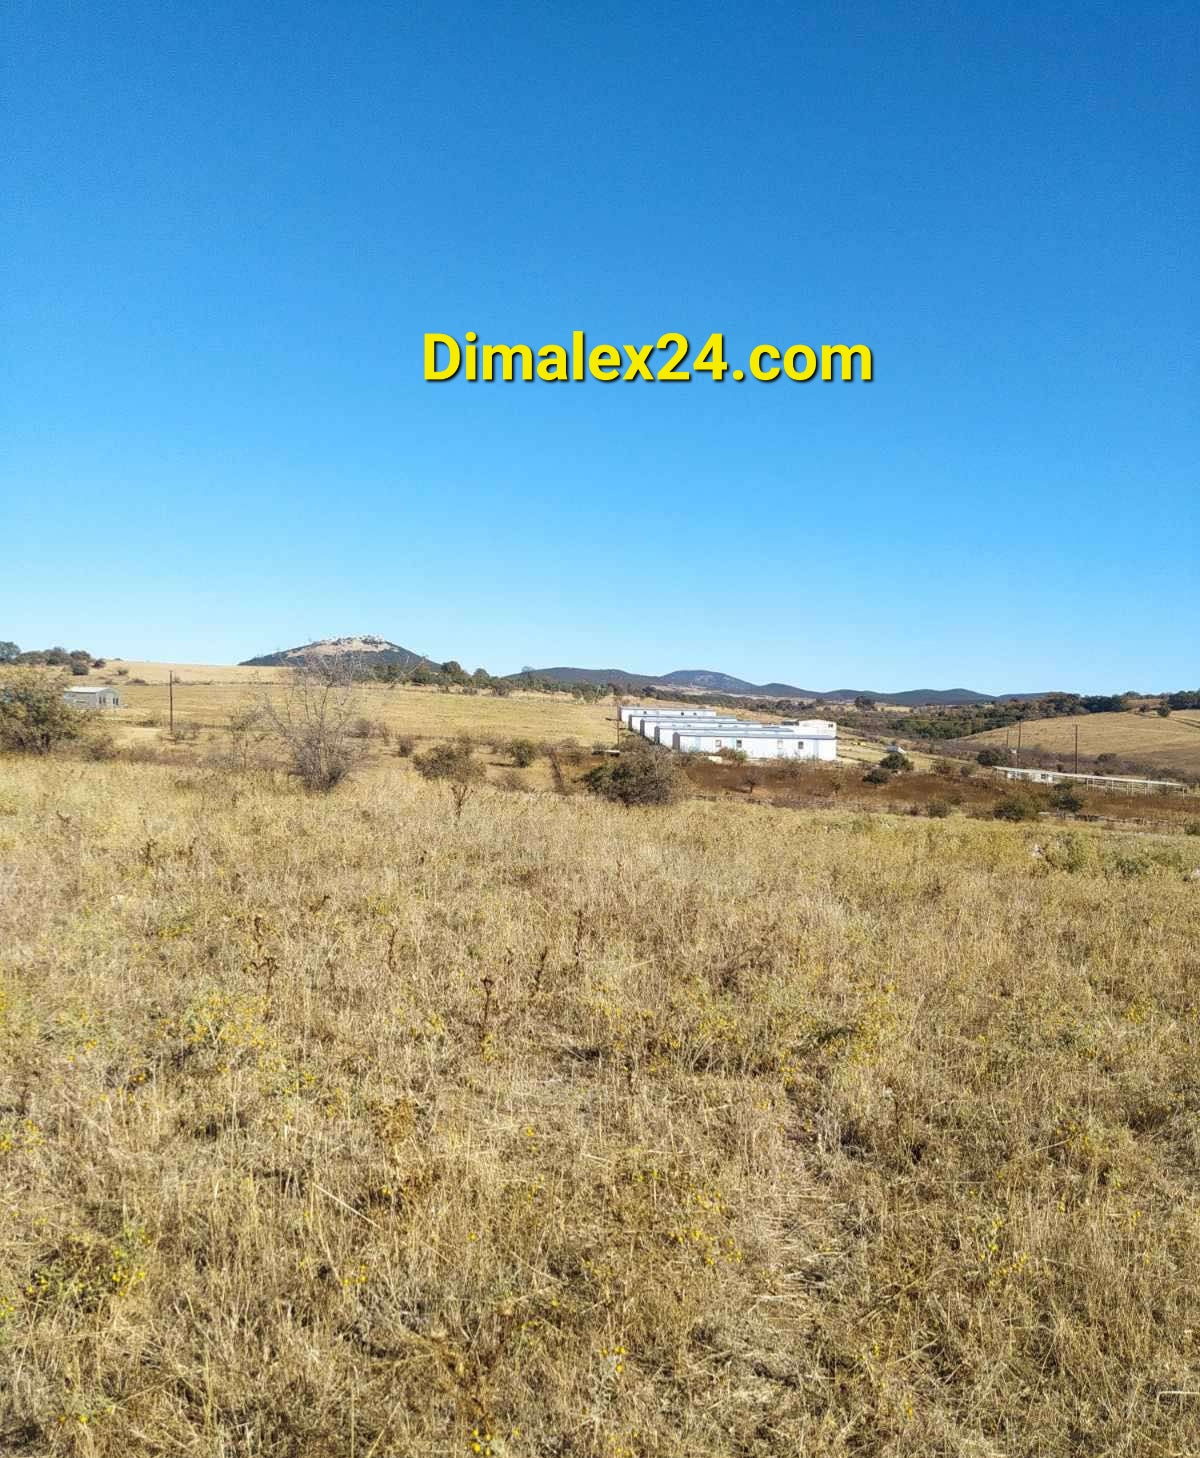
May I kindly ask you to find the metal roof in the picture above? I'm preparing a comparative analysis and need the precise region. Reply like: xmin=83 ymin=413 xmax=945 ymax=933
xmin=673 ymin=725 xmax=836 ymax=738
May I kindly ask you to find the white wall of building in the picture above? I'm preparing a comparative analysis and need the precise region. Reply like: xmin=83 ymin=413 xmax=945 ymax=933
xmin=671 ymin=728 xmax=837 ymax=760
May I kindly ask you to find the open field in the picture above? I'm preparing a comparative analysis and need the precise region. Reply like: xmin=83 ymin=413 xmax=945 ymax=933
xmin=83 ymin=663 xmax=794 ymax=753
xmin=2 ymin=748 xmax=1200 ymax=1456
xmin=102 ymin=676 xmax=618 ymax=747
xmin=968 ymin=711 xmax=1200 ymax=777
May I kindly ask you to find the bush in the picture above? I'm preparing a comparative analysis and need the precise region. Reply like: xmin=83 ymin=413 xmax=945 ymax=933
xmin=976 ymin=747 xmax=1009 ymax=767
xmin=258 ymin=657 xmax=362 ymax=792
xmin=582 ymin=743 xmax=680 ymax=806
xmin=879 ymin=751 xmax=912 ymax=772
xmin=862 ymin=766 xmax=892 ymax=785
xmin=993 ymin=794 xmax=1040 ymax=822
xmin=413 ymin=742 xmax=478 ymax=781
xmin=1049 ymin=785 xmax=1085 ymax=813
xmin=0 ymin=669 xmax=85 ymax=754
xmin=1185 ymin=821 xmax=1200 ymax=837
xmin=926 ymin=799 xmax=952 ymax=818
xmin=933 ymin=759 xmax=957 ymax=777
xmin=413 ymin=741 xmax=484 ymax=820
xmin=508 ymin=738 xmax=538 ymax=768
xmin=348 ymin=717 xmax=389 ymax=741
xmin=394 ymin=734 xmax=416 ymax=758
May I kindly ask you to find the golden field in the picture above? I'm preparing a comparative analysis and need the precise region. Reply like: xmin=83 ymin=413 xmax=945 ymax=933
xmin=2 ymin=735 xmax=1200 ymax=1456
xmin=969 ymin=711 xmax=1200 ymax=777
xmin=99 ymin=670 xmax=617 ymax=747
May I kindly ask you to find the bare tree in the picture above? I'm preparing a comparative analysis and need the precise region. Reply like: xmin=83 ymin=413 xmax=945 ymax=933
xmin=257 ymin=653 xmax=364 ymax=791
xmin=225 ymin=706 xmax=269 ymax=772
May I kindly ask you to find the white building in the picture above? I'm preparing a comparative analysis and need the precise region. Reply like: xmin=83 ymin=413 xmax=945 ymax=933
xmin=628 ymin=711 xmax=734 ymax=737
xmin=63 ymin=685 xmax=121 ymax=710
xmin=619 ymin=705 xmax=716 ymax=726
xmin=671 ymin=721 xmax=837 ymax=761
xmin=646 ymin=717 xmax=746 ymax=745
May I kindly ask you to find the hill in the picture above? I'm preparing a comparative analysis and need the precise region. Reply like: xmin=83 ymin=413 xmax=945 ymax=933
xmin=520 ymin=666 xmax=997 ymax=705
xmin=240 ymin=635 xmax=429 ymax=669
xmin=968 ymin=709 xmax=1200 ymax=776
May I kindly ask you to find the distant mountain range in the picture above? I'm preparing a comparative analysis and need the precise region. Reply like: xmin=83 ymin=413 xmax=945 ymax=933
xmin=237 ymin=638 xmax=1048 ymax=706
xmin=520 ymin=666 xmax=1025 ymax=705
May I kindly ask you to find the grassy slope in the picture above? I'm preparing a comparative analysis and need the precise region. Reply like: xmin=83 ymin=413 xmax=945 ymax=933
xmin=2 ymin=757 xmax=1200 ymax=1456
xmin=968 ymin=711 xmax=1200 ymax=775
xmin=83 ymin=662 xmax=779 ymax=749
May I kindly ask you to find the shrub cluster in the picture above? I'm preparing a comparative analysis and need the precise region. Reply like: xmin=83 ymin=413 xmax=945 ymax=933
xmin=583 ymin=743 xmax=680 ymax=806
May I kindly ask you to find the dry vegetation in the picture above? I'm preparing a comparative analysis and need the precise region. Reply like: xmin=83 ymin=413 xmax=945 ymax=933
xmin=2 ymin=739 xmax=1200 ymax=1457
xmin=968 ymin=712 xmax=1200 ymax=777
xmin=91 ymin=666 xmax=616 ymax=749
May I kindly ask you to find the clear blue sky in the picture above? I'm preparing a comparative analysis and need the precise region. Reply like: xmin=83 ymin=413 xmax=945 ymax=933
xmin=4 ymin=1 xmax=1196 ymax=692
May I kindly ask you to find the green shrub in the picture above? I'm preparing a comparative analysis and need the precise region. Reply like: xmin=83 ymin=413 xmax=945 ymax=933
xmin=977 ymin=747 xmax=1009 ymax=767
xmin=862 ymin=766 xmax=891 ymax=786
xmin=880 ymin=751 xmax=912 ymax=772
xmin=993 ymin=794 xmax=1040 ymax=822
xmin=583 ymin=743 xmax=680 ymax=806
xmin=1185 ymin=821 xmax=1200 ymax=837
xmin=413 ymin=741 xmax=485 ymax=821
xmin=413 ymin=742 xmax=478 ymax=782
xmin=926 ymin=799 xmax=952 ymax=818
xmin=1049 ymin=785 xmax=1085 ymax=813
xmin=508 ymin=738 xmax=538 ymax=768
xmin=0 ymin=669 xmax=85 ymax=755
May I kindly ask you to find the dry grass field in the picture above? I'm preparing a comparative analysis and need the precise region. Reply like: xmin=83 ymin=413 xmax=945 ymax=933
xmin=94 ymin=669 xmax=619 ymax=748
xmin=82 ymin=663 xmax=806 ymax=748
xmin=968 ymin=712 xmax=1200 ymax=777
xmin=3 ymin=740 xmax=1200 ymax=1457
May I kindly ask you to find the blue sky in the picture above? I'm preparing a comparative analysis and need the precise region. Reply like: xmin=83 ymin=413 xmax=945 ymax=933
xmin=3 ymin=0 xmax=1196 ymax=692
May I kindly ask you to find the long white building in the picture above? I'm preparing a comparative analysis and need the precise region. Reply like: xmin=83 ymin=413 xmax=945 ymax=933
xmin=618 ymin=705 xmax=716 ymax=725
xmin=643 ymin=717 xmax=747 ymax=745
xmin=670 ymin=721 xmax=838 ymax=761
xmin=619 ymin=701 xmax=838 ymax=761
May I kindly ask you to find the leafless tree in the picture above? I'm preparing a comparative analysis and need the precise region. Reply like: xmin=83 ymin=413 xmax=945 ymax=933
xmin=257 ymin=653 xmax=364 ymax=791
xmin=225 ymin=706 xmax=269 ymax=772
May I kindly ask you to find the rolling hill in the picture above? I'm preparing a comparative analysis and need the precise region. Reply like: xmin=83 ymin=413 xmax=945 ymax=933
xmin=240 ymin=635 xmax=429 ymax=669
xmin=520 ymin=666 xmax=998 ymax=705
xmin=236 ymin=640 xmax=1044 ymax=708
xmin=967 ymin=710 xmax=1200 ymax=777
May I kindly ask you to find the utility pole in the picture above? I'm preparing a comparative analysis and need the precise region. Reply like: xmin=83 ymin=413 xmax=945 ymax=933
xmin=168 ymin=671 xmax=175 ymax=737
xmin=1016 ymin=719 xmax=1022 ymax=765
xmin=1074 ymin=722 xmax=1079 ymax=776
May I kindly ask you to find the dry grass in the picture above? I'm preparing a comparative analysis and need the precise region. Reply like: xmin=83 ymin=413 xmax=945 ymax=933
xmin=2 ymin=752 xmax=1200 ymax=1457
xmin=94 ymin=672 xmax=616 ymax=748
xmin=969 ymin=712 xmax=1200 ymax=776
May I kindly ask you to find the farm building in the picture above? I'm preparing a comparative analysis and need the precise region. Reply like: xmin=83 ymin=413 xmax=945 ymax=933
xmin=997 ymin=765 xmax=1186 ymax=796
xmin=628 ymin=712 xmax=739 ymax=737
xmin=671 ymin=721 xmax=838 ymax=761
xmin=63 ymin=686 xmax=121 ymax=710
xmin=644 ymin=718 xmax=746 ymax=745
xmin=618 ymin=706 xmax=716 ymax=726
